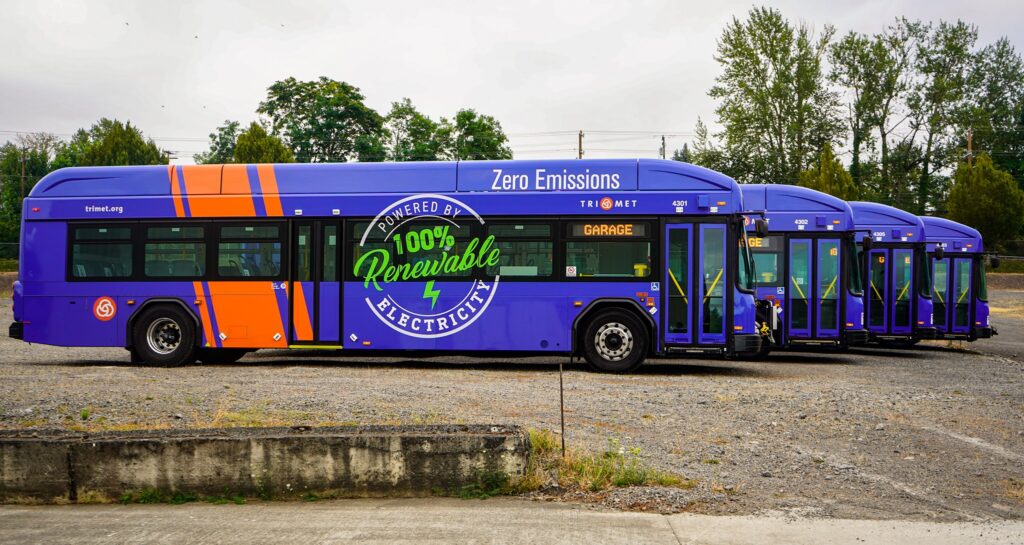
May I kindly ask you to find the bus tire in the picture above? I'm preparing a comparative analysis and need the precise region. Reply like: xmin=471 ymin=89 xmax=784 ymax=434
xmin=581 ymin=310 xmax=647 ymax=373
xmin=196 ymin=348 xmax=249 ymax=364
xmin=131 ymin=305 xmax=197 ymax=367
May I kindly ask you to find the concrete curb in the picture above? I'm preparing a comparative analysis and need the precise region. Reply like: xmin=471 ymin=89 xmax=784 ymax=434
xmin=0 ymin=425 xmax=529 ymax=503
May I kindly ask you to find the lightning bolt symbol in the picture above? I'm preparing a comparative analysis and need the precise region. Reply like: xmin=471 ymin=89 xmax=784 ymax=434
xmin=423 ymin=280 xmax=441 ymax=309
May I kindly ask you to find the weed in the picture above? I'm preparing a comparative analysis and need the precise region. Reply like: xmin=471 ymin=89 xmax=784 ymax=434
xmin=79 ymin=408 xmax=90 ymax=420
xmin=459 ymin=471 xmax=509 ymax=499
xmin=702 ymin=459 xmax=721 ymax=465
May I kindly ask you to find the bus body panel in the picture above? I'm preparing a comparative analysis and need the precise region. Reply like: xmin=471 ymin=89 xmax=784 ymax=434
xmin=740 ymin=185 xmax=866 ymax=347
xmin=920 ymin=216 xmax=991 ymax=340
xmin=850 ymin=201 xmax=935 ymax=342
xmin=14 ymin=159 xmax=760 ymax=360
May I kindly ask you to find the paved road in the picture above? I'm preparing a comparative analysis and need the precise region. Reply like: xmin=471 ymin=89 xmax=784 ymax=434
xmin=2 ymin=498 xmax=1022 ymax=545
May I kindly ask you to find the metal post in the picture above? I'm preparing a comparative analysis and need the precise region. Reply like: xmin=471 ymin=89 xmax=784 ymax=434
xmin=559 ymin=357 xmax=566 ymax=457
xmin=577 ymin=130 xmax=584 ymax=160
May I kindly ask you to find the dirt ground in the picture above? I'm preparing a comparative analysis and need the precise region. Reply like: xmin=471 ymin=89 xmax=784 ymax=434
xmin=1 ymin=290 xmax=1022 ymax=522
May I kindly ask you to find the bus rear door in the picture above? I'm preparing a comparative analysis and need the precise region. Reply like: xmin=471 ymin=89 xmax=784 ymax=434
xmin=291 ymin=220 xmax=342 ymax=345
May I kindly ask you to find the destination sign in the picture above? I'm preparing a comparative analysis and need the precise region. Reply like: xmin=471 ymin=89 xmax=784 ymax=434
xmin=570 ymin=223 xmax=648 ymax=237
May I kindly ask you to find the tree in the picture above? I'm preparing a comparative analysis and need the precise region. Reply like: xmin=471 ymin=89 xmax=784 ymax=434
xmin=671 ymin=143 xmax=692 ymax=163
xmin=436 ymin=109 xmax=512 ymax=160
xmin=233 ymin=122 xmax=295 ymax=163
xmin=687 ymin=118 xmax=731 ymax=173
xmin=257 ymin=77 xmax=385 ymax=163
xmin=194 ymin=120 xmax=241 ymax=164
xmin=385 ymin=98 xmax=442 ymax=161
xmin=52 ymin=118 xmax=167 ymax=167
xmin=907 ymin=21 xmax=977 ymax=213
xmin=946 ymin=154 xmax=1024 ymax=250
xmin=707 ymin=7 xmax=842 ymax=185
xmin=958 ymin=38 xmax=1024 ymax=188
xmin=797 ymin=143 xmax=858 ymax=200
xmin=829 ymin=31 xmax=878 ymax=190
xmin=0 ymin=140 xmax=58 ymax=244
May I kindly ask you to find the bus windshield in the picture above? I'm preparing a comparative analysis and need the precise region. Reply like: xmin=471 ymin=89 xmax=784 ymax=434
xmin=846 ymin=239 xmax=863 ymax=295
xmin=738 ymin=231 xmax=756 ymax=291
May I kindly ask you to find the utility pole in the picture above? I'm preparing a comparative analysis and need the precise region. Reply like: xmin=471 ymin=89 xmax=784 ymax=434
xmin=967 ymin=128 xmax=973 ymax=167
xmin=660 ymin=135 xmax=666 ymax=159
xmin=19 ymin=147 xmax=26 ymax=202
xmin=577 ymin=130 xmax=584 ymax=159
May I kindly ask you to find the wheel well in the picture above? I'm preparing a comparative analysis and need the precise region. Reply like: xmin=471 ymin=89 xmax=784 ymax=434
xmin=125 ymin=299 xmax=201 ymax=349
xmin=572 ymin=299 xmax=656 ymax=355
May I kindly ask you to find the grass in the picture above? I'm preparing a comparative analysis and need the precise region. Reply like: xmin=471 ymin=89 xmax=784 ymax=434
xmin=993 ymin=260 xmax=1024 ymax=273
xmin=0 ymin=258 xmax=16 ymax=273
xmin=1003 ymin=479 xmax=1024 ymax=505
xmin=506 ymin=429 xmax=696 ymax=495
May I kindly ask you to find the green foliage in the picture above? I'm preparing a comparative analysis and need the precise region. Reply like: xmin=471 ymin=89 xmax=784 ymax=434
xmin=0 ymin=136 xmax=62 ymax=243
xmin=386 ymin=98 xmax=442 ymax=161
xmin=458 ymin=471 xmax=510 ymax=499
xmin=707 ymin=6 xmax=842 ymax=185
xmin=257 ymin=77 xmax=386 ymax=163
xmin=53 ymin=118 xmax=168 ymax=168
xmin=908 ymin=20 xmax=978 ymax=213
xmin=797 ymin=143 xmax=859 ymax=200
xmin=233 ymin=122 xmax=295 ymax=163
xmin=671 ymin=143 xmax=692 ymax=163
xmin=947 ymin=155 xmax=1024 ymax=250
xmin=194 ymin=120 xmax=241 ymax=164
xmin=436 ymin=109 xmax=513 ymax=161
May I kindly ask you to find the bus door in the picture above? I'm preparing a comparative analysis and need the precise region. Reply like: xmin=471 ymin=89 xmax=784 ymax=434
xmin=932 ymin=256 xmax=949 ymax=332
xmin=664 ymin=225 xmax=693 ymax=345
xmin=816 ymin=239 xmax=841 ymax=338
xmin=663 ymin=223 xmax=727 ymax=346
xmin=290 ymin=220 xmax=342 ymax=345
xmin=867 ymin=250 xmax=888 ymax=334
xmin=891 ymin=249 xmax=914 ymax=335
xmin=788 ymin=239 xmax=812 ymax=338
xmin=951 ymin=257 xmax=972 ymax=335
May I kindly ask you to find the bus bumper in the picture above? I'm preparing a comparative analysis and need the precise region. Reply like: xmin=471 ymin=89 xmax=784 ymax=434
xmin=8 ymin=321 xmax=23 ymax=340
xmin=973 ymin=326 xmax=994 ymax=339
xmin=842 ymin=329 xmax=869 ymax=346
xmin=915 ymin=327 xmax=938 ymax=340
xmin=731 ymin=334 xmax=762 ymax=356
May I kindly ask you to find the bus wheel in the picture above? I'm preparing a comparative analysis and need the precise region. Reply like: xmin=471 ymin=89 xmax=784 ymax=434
xmin=196 ymin=348 xmax=249 ymax=364
xmin=132 ymin=305 xmax=197 ymax=367
xmin=582 ymin=311 xmax=647 ymax=373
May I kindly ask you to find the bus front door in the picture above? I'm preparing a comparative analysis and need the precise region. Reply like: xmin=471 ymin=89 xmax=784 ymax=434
xmin=816 ymin=239 xmax=841 ymax=338
xmin=867 ymin=250 xmax=888 ymax=335
xmin=290 ymin=220 xmax=342 ymax=345
xmin=891 ymin=249 xmax=914 ymax=335
xmin=932 ymin=256 xmax=949 ymax=333
xmin=951 ymin=257 xmax=972 ymax=335
xmin=664 ymin=223 xmax=727 ymax=347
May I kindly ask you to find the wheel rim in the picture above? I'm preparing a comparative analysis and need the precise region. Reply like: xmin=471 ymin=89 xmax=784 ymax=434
xmin=594 ymin=322 xmax=633 ymax=361
xmin=146 ymin=317 xmax=182 ymax=355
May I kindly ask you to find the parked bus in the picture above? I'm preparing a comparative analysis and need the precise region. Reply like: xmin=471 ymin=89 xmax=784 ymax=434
xmin=10 ymin=159 xmax=767 ymax=372
xmin=920 ymin=216 xmax=994 ymax=341
xmin=741 ymin=185 xmax=867 ymax=350
xmin=849 ymin=202 xmax=935 ymax=342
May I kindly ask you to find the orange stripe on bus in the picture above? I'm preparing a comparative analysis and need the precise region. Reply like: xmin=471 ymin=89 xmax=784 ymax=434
xmin=207 ymin=281 xmax=287 ymax=348
xmin=181 ymin=165 xmax=223 ymax=217
xmin=169 ymin=166 xmax=184 ymax=218
xmin=257 ymin=164 xmax=284 ymax=216
xmin=193 ymin=281 xmax=215 ymax=347
xmin=293 ymin=283 xmax=314 ymax=341
xmin=212 ymin=165 xmax=257 ymax=217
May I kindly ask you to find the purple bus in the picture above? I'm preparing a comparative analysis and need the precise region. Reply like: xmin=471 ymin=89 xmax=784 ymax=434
xmin=9 ymin=159 xmax=767 ymax=372
xmin=920 ymin=216 xmax=994 ymax=341
xmin=741 ymin=185 xmax=868 ymax=350
xmin=849 ymin=202 xmax=935 ymax=342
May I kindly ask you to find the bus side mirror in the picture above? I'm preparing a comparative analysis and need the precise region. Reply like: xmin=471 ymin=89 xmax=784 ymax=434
xmin=755 ymin=219 xmax=769 ymax=238
xmin=991 ymin=256 xmax=1000 ymax=269
xmin=935 ymin=247 xmax=945 ymax=260
xmin=861 ymin=236 xmax=873 ymax=252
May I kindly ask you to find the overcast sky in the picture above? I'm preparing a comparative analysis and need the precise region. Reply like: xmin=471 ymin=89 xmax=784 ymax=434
xmin=2 ymin=0 xmax=1022 ymax=162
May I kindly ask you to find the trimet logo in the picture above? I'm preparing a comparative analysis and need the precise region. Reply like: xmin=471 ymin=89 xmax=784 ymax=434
xmin=579 ymin=197 xmax=638 ymax=211
xmin=352 ymin=194 xmax=501 ymax=338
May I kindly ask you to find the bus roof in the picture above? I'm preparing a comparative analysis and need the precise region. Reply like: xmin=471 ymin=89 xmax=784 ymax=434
xmin=740 ymin=184 xmax=854 ymax=232
xmin=27 ymin=159 xmax=745 ymax=220
xmin=920 ymin=216 xmax=983 ymax=253
xmin=849 ymin=201 xmax=925 ymax=243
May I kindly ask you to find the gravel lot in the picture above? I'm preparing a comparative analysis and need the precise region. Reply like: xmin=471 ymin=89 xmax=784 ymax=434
xmin=1 ymin=289 xmax=1022 ymax=522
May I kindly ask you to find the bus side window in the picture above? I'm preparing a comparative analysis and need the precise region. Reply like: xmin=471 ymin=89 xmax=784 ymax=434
xmin=486 ymin=223 xmax=553 ymax=277
xmin=217 ymin=224 xmax=283 ymax=279
xmin=70 ymin=225 xmax=133 ymax=279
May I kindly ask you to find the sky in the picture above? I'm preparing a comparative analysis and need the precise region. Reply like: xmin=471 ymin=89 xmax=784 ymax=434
xmin=1 ymin=0 xmax=1022 ymax=163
